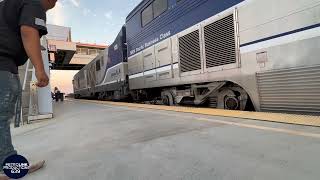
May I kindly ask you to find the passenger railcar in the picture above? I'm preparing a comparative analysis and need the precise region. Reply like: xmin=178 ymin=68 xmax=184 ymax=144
xmin=125 ymin=0 xmax=320 ymax=114
xmin=73 ymin=26 xmax=129 ymax=100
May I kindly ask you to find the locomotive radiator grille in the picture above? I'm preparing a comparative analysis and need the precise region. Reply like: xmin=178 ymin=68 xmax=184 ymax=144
xmin=178 ymin=30 xmax=202 ymax=73
xmin=204 ymin=14 xmax=236 ymax=68
xmin=257 ymin=65 xmax=320 ymax=115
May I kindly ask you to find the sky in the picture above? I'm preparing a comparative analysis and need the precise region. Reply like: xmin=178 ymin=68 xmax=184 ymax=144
xmin=47 ymin=0 xmax=142 ymax=94
xmin=47 ymin=0 xmax=142 ymax=44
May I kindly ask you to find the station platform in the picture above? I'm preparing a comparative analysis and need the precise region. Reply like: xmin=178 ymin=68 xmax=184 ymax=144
xmin=12 ymin=100 xmax=320 ymax=180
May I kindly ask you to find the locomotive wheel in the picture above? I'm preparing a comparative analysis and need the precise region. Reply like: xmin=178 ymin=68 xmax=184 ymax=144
xmin=161 ymin=91 xmax=175 ymax=106
xmin=162 ymin=96 xmax=170 ymax=106
xmin=224 ymin=96 xmax=239 ymax=110
xmin=217 ymin=85 xmax=249 ymax=111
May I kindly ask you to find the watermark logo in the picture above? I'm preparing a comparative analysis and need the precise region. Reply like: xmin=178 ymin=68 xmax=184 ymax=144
xmin=2 ymin=155 xmax=29 ymax=179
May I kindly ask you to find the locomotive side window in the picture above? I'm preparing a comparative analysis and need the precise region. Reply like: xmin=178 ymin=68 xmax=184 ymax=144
xmin=96 ymin=60 xmax=101 ymax=71
xmin=142 ymin=4 xmax=153 ymax=27
xmin=141 ymin=0 xmax=168 ymax=27
xmin=153 ymin=0 xmax=167 ymax=18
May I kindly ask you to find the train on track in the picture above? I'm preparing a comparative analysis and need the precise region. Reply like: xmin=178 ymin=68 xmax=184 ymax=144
xmin=73 ymin=0 xmax=320 ymax=115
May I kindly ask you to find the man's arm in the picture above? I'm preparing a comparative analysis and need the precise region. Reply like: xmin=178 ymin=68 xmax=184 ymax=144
xmin=20 ymin=25 xmax=49 ymax=87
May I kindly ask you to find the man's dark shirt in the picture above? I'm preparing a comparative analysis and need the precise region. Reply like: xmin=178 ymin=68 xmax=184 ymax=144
xmin=0 ymin=0 xmax=47 ymax=74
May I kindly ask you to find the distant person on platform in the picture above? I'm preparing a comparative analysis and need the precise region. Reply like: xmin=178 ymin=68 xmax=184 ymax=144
xmin=54 ymin=87 xmax=60 ymax=94
xmin=0 ymin=0 xmax=57 ymax=179
xmin=54 ymin=86 xmax=62 ymax=101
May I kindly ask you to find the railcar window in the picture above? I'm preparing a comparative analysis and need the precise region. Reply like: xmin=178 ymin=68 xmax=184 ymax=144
xmin=101 ymin=56 xmax=104 ymax=66
xmin=88 ymin=49 xmax=98 ymax=55
xmin=76 ymin=48 xmax=81 ymax=54
xmin=79 ymin=48 xmax=88 ymax=55
xmin=153 ymin=0 xmax=167 ymax=18
xmin=96 ymin=60 xmax=101 ymax=71
xmin=142 ymin=4 xmax=153 ymax=27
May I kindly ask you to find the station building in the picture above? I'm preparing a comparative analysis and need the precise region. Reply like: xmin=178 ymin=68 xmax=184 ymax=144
xmin=46 ymin=24 xmax=107 ymax=70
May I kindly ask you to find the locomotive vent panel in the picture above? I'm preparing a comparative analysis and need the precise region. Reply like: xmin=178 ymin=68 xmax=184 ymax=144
xmin=178 ymin=29 xmax=202 ymax=73
xmin=257 ymin=65 xmax=320 ymax=115
xmin=204 ymin=14 xmax=236 ymax=68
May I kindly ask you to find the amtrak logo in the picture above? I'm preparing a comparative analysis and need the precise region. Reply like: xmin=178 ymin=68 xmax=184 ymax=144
xmin=2 ymin=155 xmax=29 ymax=179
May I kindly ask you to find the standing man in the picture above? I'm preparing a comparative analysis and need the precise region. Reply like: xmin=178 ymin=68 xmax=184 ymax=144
xmin=0 ymin=0 xmax=57 ymax=179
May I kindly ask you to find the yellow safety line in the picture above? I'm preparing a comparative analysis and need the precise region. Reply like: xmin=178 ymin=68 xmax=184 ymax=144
xmin=77 ymin=99 xmax=320 ymax=127
xmin=196 ymin=118 xmax=320 ymax=139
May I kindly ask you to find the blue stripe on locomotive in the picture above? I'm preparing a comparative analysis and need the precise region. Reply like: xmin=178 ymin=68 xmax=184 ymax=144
xmin=106 ymin=26 xmax=127 ymax=69
xmin=126 ymin=0 xmax=244 ymax=57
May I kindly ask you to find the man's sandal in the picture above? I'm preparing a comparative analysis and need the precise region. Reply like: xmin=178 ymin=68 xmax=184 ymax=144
xmin=28 ymin=160 xmax=46 ymax=174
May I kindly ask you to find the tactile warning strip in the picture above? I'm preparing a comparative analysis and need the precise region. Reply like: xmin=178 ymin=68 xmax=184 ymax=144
xmin=78 ymin=100 xmax=320 ymax=127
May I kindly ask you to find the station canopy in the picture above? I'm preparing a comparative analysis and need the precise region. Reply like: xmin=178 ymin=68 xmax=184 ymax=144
xmin=46 ymin=24 xmax=107 ymax=70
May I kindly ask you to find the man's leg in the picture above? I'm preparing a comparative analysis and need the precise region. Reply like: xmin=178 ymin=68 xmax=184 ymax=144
xmin=0 ymin=71 xmax=46 ymax=178
xmin=0 ymin=71 xmax=19 ymax=168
